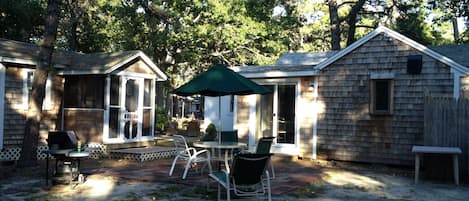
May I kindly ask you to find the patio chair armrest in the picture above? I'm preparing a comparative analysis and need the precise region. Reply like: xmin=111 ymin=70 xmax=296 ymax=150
xmin=194 ymin=148 xmax=211 ymax=158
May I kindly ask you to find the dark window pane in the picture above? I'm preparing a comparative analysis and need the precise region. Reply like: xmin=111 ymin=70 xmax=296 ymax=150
xmin=64 ymin=76 xmax=104 ymax=108
xmin=142 ymin=109 xmax=152 ymax=136
xmin=277 ymin=85 xmax=296 ymax=144
xmin=375 ymin=80 xmax=389 ymax=111
xmin=109 ymin=108 xmax=119 ymax=138
xmin=144 ymin=79 xmax=152 ymax=107
xmin=110 ymin=76 xmax=120 ymax=106
xmin=125 ymin=79 xmax=138 ymax=112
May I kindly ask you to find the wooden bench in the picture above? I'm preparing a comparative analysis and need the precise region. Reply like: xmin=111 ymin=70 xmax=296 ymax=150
xmin=411 ymin=145 xmax=462 ymax=185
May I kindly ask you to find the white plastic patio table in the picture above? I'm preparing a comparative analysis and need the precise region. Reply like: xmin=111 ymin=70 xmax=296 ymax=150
xmin=411 ymin=145 xmax=461 ymax=185
xmin=193 ymin=141 xmax=247 ymax=172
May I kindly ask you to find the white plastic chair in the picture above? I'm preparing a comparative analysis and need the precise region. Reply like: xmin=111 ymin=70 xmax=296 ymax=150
xmin=168 ymin=135 xmax=212 ymax=179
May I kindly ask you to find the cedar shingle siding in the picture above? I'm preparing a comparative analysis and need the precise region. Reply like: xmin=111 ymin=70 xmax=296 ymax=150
xmin=3 ymin=65 xmax=62 ymax=148
xmin=317 ymin=34 xmax=454 ymax=165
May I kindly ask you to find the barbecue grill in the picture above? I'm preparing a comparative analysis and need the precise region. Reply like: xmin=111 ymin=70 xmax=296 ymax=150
xmin=46 ymin=131 xmax=89 ymax=185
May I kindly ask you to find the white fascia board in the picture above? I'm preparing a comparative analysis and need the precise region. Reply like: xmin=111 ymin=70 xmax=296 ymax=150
xmin=58 ymin=70 xmax=105 ymax=75
xmin=315 ymin=26 xmax=469 ymax=75
xmin=137 ymin=52 xmax=168 ymax=81
xmin=239 ymin=70 xmax=318 ymax=78
xmin=104 ymin=52 xmax=168 ymax=81
xmin=0 ymin=56 xmax=66 ymax=69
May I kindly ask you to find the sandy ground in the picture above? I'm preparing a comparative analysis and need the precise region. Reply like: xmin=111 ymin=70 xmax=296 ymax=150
xmin=1 ymin=159 xmax=469 ymax=201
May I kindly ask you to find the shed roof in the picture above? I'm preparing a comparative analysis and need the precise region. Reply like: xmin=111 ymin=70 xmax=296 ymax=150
xmin=430 ymin=44 xmax=469 ymax=67
xmin=0 ymin=38 xmax=167 ymax=80
xmin=276 ymin=51 xmax=338 ymax=65
xmin=232 ymin=51 xmax=338 ymax=78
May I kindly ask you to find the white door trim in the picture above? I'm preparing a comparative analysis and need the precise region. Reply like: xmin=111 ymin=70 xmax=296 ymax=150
xmin=250 ymin=78 xmax=301 ymax=155
xmin=103 ymin=75 xmax=111 ymax=143
xmin=0 ymin=63 xmax=5 ymax=150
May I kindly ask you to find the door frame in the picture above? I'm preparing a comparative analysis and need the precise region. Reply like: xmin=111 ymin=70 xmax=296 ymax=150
xmin=103 ymin=73 xmax=156 ymax=144
xmin=249 ymin=78 xmax=301 ymax=155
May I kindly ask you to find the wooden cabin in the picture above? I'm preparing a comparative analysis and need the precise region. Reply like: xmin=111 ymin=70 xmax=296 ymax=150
xmin=0 ymin=39 xmax=167 ymax=160
xmin=228 ymin=26 xmax=469 ymax=165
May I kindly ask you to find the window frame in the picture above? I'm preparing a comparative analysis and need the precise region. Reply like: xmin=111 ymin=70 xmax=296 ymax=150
xmin=22 ymin=69 xmax=52 ymax=110
xmin=370 ymin=78 xmax=394 ymax=115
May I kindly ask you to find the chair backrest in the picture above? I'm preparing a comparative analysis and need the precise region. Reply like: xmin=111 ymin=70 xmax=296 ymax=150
xmin=171 ymin=135 xmax=190 ymax=155
xmin=231 ymin=153 xmax=271 ymax=185
xmin=220 ymin=130 xmax=238 ymax=143
xmin=255 ymin=137 xmax=275 ymax=154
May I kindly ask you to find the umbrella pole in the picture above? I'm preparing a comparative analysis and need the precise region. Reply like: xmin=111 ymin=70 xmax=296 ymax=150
xmin=218 ymin=96 xmax=221 ymax=144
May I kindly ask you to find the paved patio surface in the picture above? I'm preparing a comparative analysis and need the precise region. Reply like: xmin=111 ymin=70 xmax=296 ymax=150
xmin=2 ymin=154 xmax=469 ymax=201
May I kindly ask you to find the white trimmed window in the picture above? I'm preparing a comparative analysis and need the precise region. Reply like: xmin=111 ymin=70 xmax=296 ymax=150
xmin=22 ymin=70 xmax=52 ymax=110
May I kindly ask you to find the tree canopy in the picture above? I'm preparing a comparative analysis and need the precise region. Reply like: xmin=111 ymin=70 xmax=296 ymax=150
xmin=1 ymin=0 xmax=468 ymax=86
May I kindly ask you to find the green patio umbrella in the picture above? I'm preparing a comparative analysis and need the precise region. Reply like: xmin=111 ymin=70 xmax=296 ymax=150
xmin=171 ymin=64 xmax=271 ymax=143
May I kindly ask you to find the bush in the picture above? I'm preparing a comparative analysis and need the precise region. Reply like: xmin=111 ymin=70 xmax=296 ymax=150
xmin=200 ymin=123 xmax=217 ymax=141
xmin=155 ymin=109 xmax=169 ymax=132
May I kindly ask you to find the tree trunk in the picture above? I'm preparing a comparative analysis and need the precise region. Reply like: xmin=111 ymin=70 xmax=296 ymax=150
xmin=328 ymin=0 xmax=341 ymax=50
xmin=452 ymin=18 xmax=460 ymax=44
xmin=346 ymin=0 xmax=366 ymax=46
xmin=17 ymin=0 xmax=60 ymax=167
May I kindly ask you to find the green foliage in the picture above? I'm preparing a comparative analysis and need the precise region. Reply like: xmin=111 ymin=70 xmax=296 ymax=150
xmin=155 ymin=108 xmax=169 ymax=132
xmin=0 ymin=0 xmax=45 ymax=42
xmin=201 ymin=123 xmax=217 ymax=141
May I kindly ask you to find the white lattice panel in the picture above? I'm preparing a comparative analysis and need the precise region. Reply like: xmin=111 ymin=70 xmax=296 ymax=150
xmin=0 ymin=144 xmax=108 ymax=161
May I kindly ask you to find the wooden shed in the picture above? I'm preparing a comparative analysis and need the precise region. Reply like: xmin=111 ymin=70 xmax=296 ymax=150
xmin=231 ymin=26 xmax=469 ymax=165
xmin=0 ymin=39 xmax=167 ymax=160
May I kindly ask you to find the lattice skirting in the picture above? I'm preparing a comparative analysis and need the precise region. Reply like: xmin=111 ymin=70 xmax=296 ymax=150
xmin=109 ymin=148 xmax=179 ymax=162
xmin=0 ymin=143 xmax=107 ymax=161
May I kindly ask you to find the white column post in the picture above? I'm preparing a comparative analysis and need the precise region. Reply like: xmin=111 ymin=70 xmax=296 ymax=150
xmin=103 ymin=75 xmax=110 ymax=142
xmin=248 ymin=95 xmax=257 ymax=152
xmin=0 ymin=63 xmax=5 ymax=150
xmin=312 ymin=77 xmax=319 ymax=160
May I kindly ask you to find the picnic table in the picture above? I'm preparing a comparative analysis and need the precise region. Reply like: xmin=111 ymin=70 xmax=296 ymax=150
xmin=411 ymin=145 xmax=462 ymax=185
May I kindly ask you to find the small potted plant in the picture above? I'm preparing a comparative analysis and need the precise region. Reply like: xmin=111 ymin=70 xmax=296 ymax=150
xmin=200 ymin=123 xmax=217 ymax=141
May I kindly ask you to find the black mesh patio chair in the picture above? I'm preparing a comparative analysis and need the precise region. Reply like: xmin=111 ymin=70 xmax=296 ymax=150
xmin=214 ymin=130 xmax=239 ymax=163
xmin=255 ymin=137 xmax=276 ymax=179
xmin=220 ymin=130 xmax=238 ymax=143
xmin=209 ymin=153 xmax=272 ymax=201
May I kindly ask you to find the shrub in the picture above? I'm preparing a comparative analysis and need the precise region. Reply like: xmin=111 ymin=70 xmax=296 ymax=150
xmin=200 ymin=123 xmax=217 ymax=141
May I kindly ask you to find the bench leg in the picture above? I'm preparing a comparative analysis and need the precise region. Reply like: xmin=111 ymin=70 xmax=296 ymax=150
xmin=452 ymin=154 xmax=459 ymax=185
xmin=414 ymin=153 xmax=420 ymax=184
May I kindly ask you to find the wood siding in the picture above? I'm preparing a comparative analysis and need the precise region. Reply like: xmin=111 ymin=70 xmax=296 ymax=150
xmin=3 ymin=65 xmax=63 ymax=148
xmin=236 ymin=95 xmax=251 ymax=143
xmin=461 ymin=75 xmax=469 ymax=99
xmin=317 ymin=34 xmax=454 ymax=165
xmin=63 ymin=109 xmax=104 ymax=143
xmin=120 ymin=59 xmax=155 ymax=75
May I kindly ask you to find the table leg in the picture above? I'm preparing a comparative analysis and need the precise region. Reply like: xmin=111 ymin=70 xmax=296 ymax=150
xmin=224 ymin=151 xmax=230 ymax=173
xmin=452 ymin=154 xmax=459 ymax=185
xmin=414 ymin=153 xmax=420 ymax=184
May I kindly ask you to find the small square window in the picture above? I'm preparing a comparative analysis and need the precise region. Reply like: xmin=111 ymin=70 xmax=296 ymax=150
xmin=370 ymin=79 xmax=394 ymax=115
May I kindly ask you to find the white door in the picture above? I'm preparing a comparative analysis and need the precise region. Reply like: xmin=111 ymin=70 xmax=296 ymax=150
xmin=121 ymin=77 xmax=143 ymax=141
xmin=106 ymin=76 xmax=154 ymax=143
xmin=256 ymin=82 xmax=299 ymax=154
